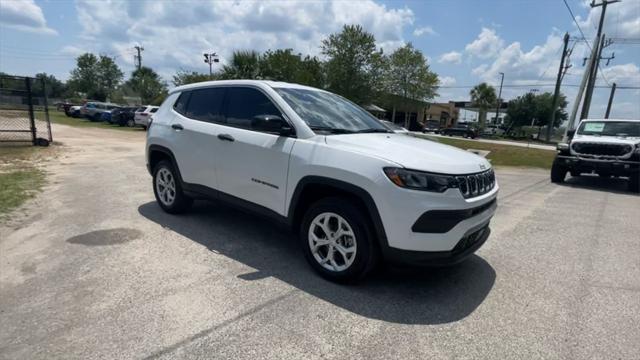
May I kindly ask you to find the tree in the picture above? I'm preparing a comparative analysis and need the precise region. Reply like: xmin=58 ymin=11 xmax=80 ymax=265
xmin=33 ymin=73 xmax=67 ymax=98
xmin=220 ymin=50 xmax=261 ymax=79
xmin=470 ymin=83 xmax=497 ymax=130
xmin=259 ymin=49 xmax=325 ymax=87
xmin=506 ymin=91 xmax=567 ymax=128
xmin=297 ymin=55 xmax=325 ymax=88
xmin=322 ymin=24 xmax=377 ymax=104
xmin=126 ymin=66 xmax=167 ymax=105
xmin=172 ymin=70 xmax=211 ymax=86
xmin=68 ymin=53 xmax=123 ymax=101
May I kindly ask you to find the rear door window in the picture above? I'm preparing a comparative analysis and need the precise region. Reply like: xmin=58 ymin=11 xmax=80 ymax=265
xmin=225 ymin=87 xmax=281 ymax=130
xmin=183 ymin=87 xmax=226 ymax=123
xmin=150 ymin=108 xmax=158 ymax=113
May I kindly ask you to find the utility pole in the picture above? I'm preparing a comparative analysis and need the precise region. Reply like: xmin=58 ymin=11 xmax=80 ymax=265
xmin=580 ymin=0 xmax=619 ymax=120
xmin=203 ymin=52 xmax=219 ymax=78
xmin=494 ymin=72 xmax=504 ymax=126
xmin=547 ymin=32 xmax=571 ymax=142
xmin=134 ymin=45 xmax=144 ymax=70
xmin=604 ymin=82 xmax=616 ymax=118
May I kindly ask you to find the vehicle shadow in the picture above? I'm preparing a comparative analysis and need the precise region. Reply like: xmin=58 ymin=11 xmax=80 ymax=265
xmin=138 ymin=201 xmax=496 ymax=325
xmin=561 ymin=174 xmax=639 ymax=195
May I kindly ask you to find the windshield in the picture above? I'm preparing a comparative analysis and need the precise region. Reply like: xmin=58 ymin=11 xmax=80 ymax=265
xmin=578 ymin=121 xmax=640 ymax=137
xmin=275 ymin=88 xmax=389 ymax=134
xmin=382 ymin=121 xmax=405 ymax=131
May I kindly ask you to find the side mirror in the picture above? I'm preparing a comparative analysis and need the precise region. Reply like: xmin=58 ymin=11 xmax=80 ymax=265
xmin=252 ymin=115 xmax=293 ymax=136
xmin=567 ymin=129 xmax=576 ymax=139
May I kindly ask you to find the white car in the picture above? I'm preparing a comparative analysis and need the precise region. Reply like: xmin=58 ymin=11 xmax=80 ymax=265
xmin=146 ymin=80 xmax=498 ymax=282
xmin=134 ymin=105 xmax=159 ymax=129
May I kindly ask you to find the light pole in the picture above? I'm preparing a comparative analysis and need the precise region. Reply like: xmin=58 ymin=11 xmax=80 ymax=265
xmin=494 ymin=72 xmax=504 ymax=126
xmin=203 ymin=52 xmax=219 ymax=78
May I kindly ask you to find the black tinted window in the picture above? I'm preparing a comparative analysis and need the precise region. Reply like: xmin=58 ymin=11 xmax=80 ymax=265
xmin=173 ymin=92 xmax=190 ymax=115
xmin=183 ymin=88 xmax=225 ymax=123
xmin=225 ymin=87 xmax=281 ymax=129
xmin=150 ymin=108 xmax=158 ymax=113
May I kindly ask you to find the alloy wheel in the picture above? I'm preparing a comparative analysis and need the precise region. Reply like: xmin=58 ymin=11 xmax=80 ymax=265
xmin=156 ymin=168 xmax=176 ymax=206
xmin=308 ymin=212 xmax=357 ymax=272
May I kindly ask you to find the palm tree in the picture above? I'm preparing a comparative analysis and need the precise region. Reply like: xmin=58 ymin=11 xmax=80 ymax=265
xmin=470 ymin=82 xmax=497 ymax=131
xmin=220 ymin=50 xmax=261 ymax=80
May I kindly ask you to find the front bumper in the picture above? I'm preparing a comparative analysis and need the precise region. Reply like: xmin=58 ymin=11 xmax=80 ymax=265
xmin=556 ymin=155 xmax=640 ymax=176
xmin=382 ymin=222 xmax=491 ymax=267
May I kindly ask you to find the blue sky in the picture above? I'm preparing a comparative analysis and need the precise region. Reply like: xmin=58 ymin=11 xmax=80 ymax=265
xmin=1 ymin=0 xmax=639 ymax=118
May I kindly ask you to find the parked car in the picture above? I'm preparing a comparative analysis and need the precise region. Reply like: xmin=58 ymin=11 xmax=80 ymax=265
xmin=441 ymin=125 xmax=478 ymax=139
xmin=134 ymin=105 xmax=159 ymax=129
xmin=108 ymin=107 xmax=137 ymax=127
xmin=381 ymin=120 xmax=409 ymax=134
xmin=81 ymin=102 xmax=120 ymax=121
xmin=68 ymin=105 xmax=82 ymax=118
xmin=552 ymin=118 xmax=640 ymax=192
xmin=146 ymin=80 xmax=498 ymax=282
xmin=422 ymin=120 xmax=441 ymax=133
xmin=483 ymin=125 xmax=505 ymax=136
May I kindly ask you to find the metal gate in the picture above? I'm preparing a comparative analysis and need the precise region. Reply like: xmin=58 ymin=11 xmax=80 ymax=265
xmin=0 ymin=75 xmax=52 ymax=146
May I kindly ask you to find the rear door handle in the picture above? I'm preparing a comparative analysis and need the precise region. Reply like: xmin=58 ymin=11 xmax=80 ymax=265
xmin=171 ymin=124 xmax=184 ymax=130
xmin=217 ymin=134 xmax=234 ymax=142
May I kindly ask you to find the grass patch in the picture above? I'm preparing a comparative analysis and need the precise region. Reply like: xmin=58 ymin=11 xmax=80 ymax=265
xmin=0 ymin=145 xmax=52 ymax=217
xmin=45 ymin=110 xmax=142 ymax=132
xmin=0 ymin=169 xmax=45 ymax=215
xmin=413 ymin=134 xmax=556 ymax=169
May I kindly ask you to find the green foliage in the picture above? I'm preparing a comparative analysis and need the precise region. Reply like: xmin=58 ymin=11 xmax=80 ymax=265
xmin=67 ymin=53 xmax=124 ymax=101
xmin=322 ymin=24 xmax=377 ymax=104
xmin=385 ymin=43 xmax=438 ymax=102
xmin=125 ymin=66 xmax=168 ymax=105
xmin=470 ymin=83 xmax=497 ymax=130
xmin=172 ymin=70 xmax=212 ymax=86
xmin=506 ymin=92 xmax=568 ymax=128
xmin=259 ymin=49 xmax=325 ymax=87
xmin=33 ymin=73 xmax=68 ymax=98
xmin=220 ymin=50 xmax=261 ymax=79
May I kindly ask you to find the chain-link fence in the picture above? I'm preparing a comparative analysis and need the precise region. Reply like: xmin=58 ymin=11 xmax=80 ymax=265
xmin=0 ymin=75 xmax=52 ymax=146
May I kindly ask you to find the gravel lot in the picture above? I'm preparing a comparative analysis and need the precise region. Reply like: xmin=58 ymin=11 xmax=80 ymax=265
xmin=1 ymin=124 xmax=639 ymax=359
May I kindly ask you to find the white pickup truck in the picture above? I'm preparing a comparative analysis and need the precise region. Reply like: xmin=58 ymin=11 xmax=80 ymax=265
xmin=552 ymin=119 xmax=640 ymax=192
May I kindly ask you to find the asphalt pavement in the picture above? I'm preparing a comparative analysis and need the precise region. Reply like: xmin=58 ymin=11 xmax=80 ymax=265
xmin=1 ymin=124 xmax=638 ymax=359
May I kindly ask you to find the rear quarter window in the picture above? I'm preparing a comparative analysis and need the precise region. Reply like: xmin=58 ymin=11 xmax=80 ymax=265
xmin=173 ymin=92 xmax=191 ymax=115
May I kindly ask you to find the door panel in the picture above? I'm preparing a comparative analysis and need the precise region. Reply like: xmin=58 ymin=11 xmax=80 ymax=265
xmin=215 ymin=87 xmax=295 ymax=215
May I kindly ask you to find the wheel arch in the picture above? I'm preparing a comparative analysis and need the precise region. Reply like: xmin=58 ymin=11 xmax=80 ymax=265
xmin=288 ymin=176 xmax=388 ymax=249
xmin=147 ymin=145 xmax=183 ymax=183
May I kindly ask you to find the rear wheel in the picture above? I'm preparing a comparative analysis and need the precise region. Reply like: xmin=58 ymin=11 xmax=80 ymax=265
xmin=127 ymin=119 xmax=135 ymax=127
xmin=300 ymin=197 xmax=378 ymax=283
xmin=153 ymin=160 xmax=192 ymax=213
xmin=551 ymin=160 xmax=568 ymax=183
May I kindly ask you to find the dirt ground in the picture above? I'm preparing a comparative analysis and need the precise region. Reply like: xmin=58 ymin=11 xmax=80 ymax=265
xmin=1 ymin=123 xmax=639 ymax=359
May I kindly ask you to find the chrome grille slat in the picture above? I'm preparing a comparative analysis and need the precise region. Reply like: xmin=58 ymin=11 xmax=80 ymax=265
xmin=456 ymin=169 xmax=495 ymax=199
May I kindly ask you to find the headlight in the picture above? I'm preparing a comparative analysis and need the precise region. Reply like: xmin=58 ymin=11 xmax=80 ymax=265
xmin=383 ymin=167 xmax=458 ymax=192
xmin=557 ymin=143 xmax=569 ymax=151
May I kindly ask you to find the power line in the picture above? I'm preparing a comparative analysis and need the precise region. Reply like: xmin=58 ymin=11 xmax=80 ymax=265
xmin=563 ymin=0 xmax=593 ymax=51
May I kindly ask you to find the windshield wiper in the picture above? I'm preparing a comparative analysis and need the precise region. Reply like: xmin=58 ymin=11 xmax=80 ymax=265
xmin=356 ymin=128 xmax=393 ymax=133
xmin=309 ymin=126 xmax=355 ymax=134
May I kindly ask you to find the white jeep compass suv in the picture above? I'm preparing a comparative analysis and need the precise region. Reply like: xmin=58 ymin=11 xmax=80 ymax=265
xmin=146 ymin=80 xmax=498 ymax=282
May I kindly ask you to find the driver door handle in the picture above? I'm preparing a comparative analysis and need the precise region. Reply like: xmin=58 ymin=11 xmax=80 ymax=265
xmin=171 ymin=124 xmax=183 ymax=130
xmin=217 ymin=134 xmax=235 ymax=142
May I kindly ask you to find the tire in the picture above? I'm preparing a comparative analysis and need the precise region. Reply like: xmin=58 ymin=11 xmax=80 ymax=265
xmin=629 ymin=174 xmax=640 ymax=193
xmin=142 ymin=125 xmax=147 ymax=130
xmin=127 ymin=119 xmax=135 ymax=127
xmin=550 ymin=161 xmax=568 ymax=183
xmin=299 ymin=197 xmax=378 ymax=283
xmin=152 ymin=160 xmax=193 ymax=214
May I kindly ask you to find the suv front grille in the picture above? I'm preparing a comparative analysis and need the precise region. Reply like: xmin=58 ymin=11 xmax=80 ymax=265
xmin=455 ymin=169 xmax=495 ymax=199
xmin=571 ymin=142 xmax=633 ymax=158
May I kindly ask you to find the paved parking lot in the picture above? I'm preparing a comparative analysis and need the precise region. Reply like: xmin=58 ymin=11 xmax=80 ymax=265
xmin=1 ymin=124 xmax=639 ymax=359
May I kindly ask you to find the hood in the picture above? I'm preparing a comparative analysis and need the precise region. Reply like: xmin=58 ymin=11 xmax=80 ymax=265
xmin=325 ymin=133 xmax=491 ymax=175
xmin=573 ymin=133 xmax=640 ymax=145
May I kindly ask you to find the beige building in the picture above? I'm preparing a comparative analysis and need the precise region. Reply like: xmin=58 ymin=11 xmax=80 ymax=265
xmin=425 ymin=102 xmax=459 ymax=128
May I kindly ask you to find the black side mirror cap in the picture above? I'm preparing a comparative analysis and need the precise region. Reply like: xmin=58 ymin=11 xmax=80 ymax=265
xmin=252 ymin=114 xmax=293 ymax=136
xmin=567 ymin=129 xmax=576 ymax=139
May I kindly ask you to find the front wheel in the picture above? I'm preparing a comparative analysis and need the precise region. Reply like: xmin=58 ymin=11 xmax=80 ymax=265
xmin=153 ymin=160 xmax=192 ymax=213
xmin=551 ymin=161 xmax=568 ymax=183
xmin=300 ymin=197 xmax=378 ymax=283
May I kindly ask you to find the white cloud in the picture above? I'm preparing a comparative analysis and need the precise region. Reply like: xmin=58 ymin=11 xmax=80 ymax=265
xmin=438 ymin=51 xmax=462 ymax=64
xmin=465 ymin=28 xmax=504 ymax=59
xmin=0 ymin=0 xmax=57 ymax=35
xmin=599 ymin=63 xmax=640 ymax=86
xmin=413 ymin=26 xmax=436 ymax=37
xmin=73 ymin=0 xmax=415 ymax=79
xmin=576 ymin=0 xmax=640 ymax=38
xmin=439 ymin=76 xmax=456 ymax=87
